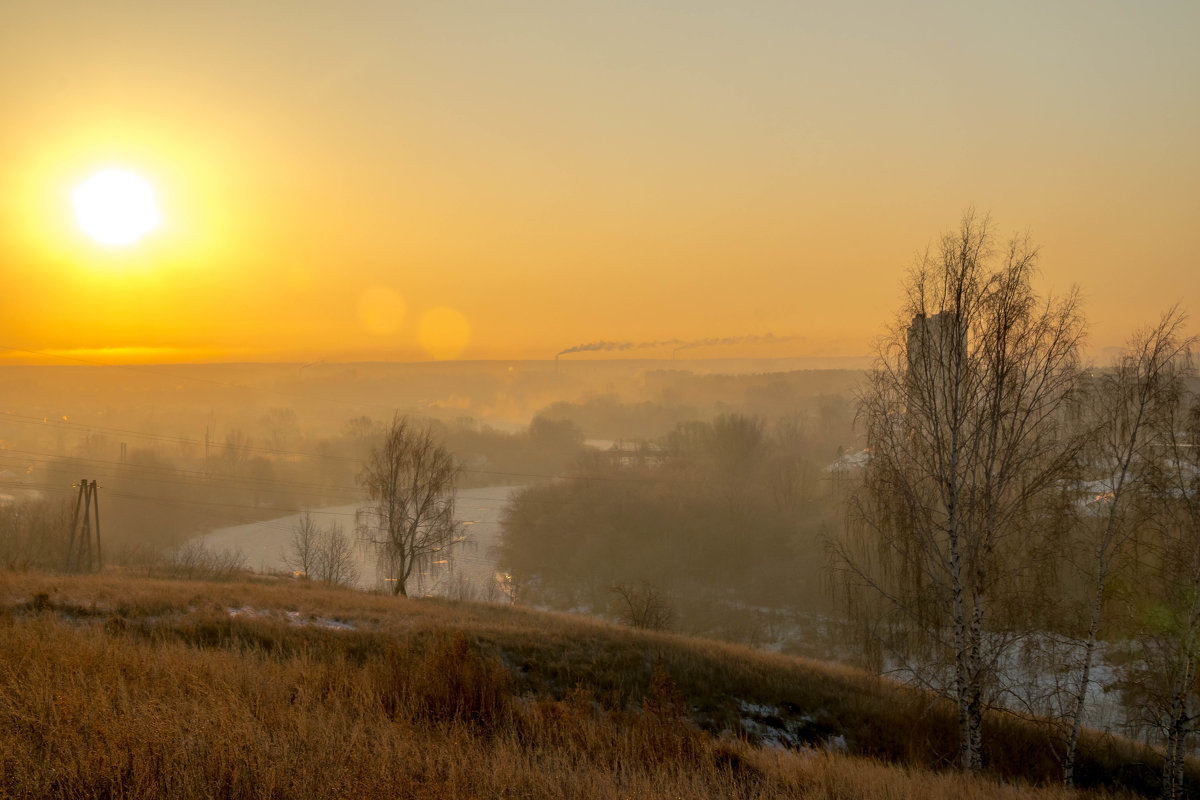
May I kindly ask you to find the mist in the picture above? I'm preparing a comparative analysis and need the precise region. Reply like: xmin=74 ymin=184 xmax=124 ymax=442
xmin=0 ymin=357 xmax=862 ymax=627
xmin=6 ymin=0 xmax=1200 ymax=792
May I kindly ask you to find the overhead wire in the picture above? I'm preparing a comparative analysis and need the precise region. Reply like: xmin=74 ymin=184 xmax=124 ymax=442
xmin=0 ymin=446 xmax=362 ymax=496
xmin=0 ymin=346 xmax=685 ymax=591
xmin=1 ymin=342 xmax=680 ymax=486
xmin=0 ymin=408 xmax=677 ymax=487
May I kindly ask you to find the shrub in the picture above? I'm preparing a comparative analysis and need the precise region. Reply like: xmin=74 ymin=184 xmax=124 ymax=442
xmin=160 ymin=540 xmax=248 ymax=581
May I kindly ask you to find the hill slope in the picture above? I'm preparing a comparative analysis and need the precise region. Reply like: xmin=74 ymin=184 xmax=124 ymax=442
xmin=0 ymin=571 xmax=1174 ymax=799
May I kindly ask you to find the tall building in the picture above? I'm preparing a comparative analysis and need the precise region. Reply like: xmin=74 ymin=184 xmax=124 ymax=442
xmin=906 ymin=311 xmax=968 ymax=407
xmin=907 ymin=312 xmax=966 ymax=370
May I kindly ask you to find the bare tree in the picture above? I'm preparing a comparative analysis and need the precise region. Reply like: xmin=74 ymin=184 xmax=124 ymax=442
xmin=342 ymin=415 xmax=383 ymax=460
xmin=284 ymin=511 xmax=321 ymax=578
xmin=261 ymin=407 xmax=300 ymax=451
xmin=1059 ymin=308 xmax=1194 ymax=786
xmin=285 ymin=512 xmax=361 ymax=587
xmin=837 ymin=211 xmax=1086 ymax=772
xmin=357 ymin=416 xmax=462 ymax=597
xmin=315 ymin=520 xmax=360 ymax=588
xmin=1121 ymin=364 xmax=1199 ymax=800
xmin=220 ymin=428 xmax=253 ymax=474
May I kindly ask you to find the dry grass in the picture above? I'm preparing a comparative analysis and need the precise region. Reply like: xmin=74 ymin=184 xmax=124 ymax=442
xmin=0 ymin=569 xmax=1175 ymax=799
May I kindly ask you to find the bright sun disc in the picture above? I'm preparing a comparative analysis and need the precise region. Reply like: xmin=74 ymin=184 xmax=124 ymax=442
xmin=72 ymin=168 xmax=162 ymax=246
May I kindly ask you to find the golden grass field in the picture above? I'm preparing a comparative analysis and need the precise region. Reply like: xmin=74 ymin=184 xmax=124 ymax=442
xmin=0 ymin=570 xmax=1181 ymax=799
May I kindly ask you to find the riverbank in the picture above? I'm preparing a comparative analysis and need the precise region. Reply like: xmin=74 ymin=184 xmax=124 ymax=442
xmin=197 ymin=486 xmax=518 ymax=595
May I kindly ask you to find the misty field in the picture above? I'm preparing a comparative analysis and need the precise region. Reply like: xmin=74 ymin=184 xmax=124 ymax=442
xmin=0 ymin=570 xmax=1181 ymax=799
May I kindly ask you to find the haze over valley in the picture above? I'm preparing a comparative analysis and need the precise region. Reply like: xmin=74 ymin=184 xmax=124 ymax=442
xmin=3 ymin=2 xmax=1199 ymax=797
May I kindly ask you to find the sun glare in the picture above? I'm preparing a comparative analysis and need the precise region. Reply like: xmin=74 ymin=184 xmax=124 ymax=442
xmin=72 ymin=168 xmax=162 ymax=246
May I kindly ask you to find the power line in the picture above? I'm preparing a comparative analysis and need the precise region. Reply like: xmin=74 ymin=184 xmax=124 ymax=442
xmin=0 ymin=447 xmax=361 ymax=495
xmin=0 ymin=466 xmax=523 ymax=519
xmin=0 ymin=408 xmax=678 ymax=486
xmin=0 ymin=345 xmax=688 ymax=488
xmin=0 ymin=410 xmax=363 ymax=464
xmin=103 ymin=488 xmax=363 ymax=518
xmin=0 ymin=342 xmax=720 ymax=490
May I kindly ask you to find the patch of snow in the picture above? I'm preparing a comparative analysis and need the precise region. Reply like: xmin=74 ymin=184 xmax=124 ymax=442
xmin=736 ymin=699 xmax=843 ymax=753
xmin=227 ymin=606 xmax=355 ymax=631
xmin=738 ymin=701 xmax=775 ymax=717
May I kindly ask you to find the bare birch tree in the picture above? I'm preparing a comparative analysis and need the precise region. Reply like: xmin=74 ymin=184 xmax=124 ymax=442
xmin=1059 ymin=308 xmax=1193 ymax=786
xmin=314 ymin=520 xmax=360 ymax=588
xmin=837 ymin=211 xmax=1086 ymax=772
xmin=1122 ymin=364 xmax=1199 ymax=800
xmin=284 ymin=511 xmax=321 ymax=578
xmin=285 ymin=512 xmax=361 ymax=587
xmin=357 ymin=416 xmax=461 ymax=597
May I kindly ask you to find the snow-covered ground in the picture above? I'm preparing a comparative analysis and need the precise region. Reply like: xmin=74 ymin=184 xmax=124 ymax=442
xmin=228 ymin=606 xmax=357 ymax=631
xmin=736 ymin=699 xmax=846 ymax=752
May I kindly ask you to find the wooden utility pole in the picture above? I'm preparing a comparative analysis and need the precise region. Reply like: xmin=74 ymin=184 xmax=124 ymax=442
xmin=65 ymin=479 xmax=102 ymax=573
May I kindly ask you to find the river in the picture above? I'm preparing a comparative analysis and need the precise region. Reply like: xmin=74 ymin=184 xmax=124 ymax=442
xmin=198 ymin=485 xmax=519 ymax=596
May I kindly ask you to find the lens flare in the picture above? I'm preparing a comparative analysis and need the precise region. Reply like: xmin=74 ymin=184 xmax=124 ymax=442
xmin=357 ymin=286 xmax=407 ymax=335
xmin=418 ymin=307 xmax=471 ymax=360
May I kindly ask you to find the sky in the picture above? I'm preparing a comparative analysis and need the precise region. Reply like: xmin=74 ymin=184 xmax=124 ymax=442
xmin=1 ymin=1 xmax=1197 ymax=364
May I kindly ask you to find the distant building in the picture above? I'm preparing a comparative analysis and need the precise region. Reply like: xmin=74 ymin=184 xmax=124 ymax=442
xmin=906 ymin=311 xmax=966 ymax=375
xmin=826 ymin=448 xmax=869 ymax=474
xmin=905 ymin=312 xmax=968 ymax=411
xmin=587 ymin=439 xmax=664 ymax=469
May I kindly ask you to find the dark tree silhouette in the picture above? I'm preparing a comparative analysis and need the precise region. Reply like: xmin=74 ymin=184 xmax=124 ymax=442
xmin=357 ymin=416 xmax=461 ymax=597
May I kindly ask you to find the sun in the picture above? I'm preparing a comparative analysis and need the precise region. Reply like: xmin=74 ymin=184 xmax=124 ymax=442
xmin=72 ymin=168 xmax=162 ymax=246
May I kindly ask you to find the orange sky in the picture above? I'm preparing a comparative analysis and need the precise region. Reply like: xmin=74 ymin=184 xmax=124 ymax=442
xmin=1 ymin=2 xmax=1197 ymax=364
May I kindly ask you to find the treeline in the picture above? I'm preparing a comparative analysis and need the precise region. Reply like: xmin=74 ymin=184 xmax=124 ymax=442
xmin=0 ymin=412 xmax=588 ymax=569
xmin=535 ymin=369 xmax=857 ymax=441
xmin=498 ymin=410 xmax=854 ymax=643
xmin=440 ymin=416 xmax=586 ymax=486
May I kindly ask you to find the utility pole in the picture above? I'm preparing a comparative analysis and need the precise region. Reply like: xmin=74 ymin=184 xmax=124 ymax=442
xmin=65 ymin=479 xmax=102 ymax=573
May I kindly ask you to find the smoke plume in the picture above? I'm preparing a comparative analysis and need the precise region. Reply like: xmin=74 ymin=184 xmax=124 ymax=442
xmin=672 ymin=333 xmax=791 ymax=358
xmin=556 ymin=334 xmax=791 ymax=360
xmin=556 ymin=341 xmax=635 ymax=359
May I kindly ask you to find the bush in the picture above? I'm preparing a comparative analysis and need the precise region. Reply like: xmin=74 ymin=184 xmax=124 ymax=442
xmin=611 ymin=581 xmax=675 ymax=631
xmin=0 ymin=498 xmax=71 ymax=570
xmin=160 ymin=540 xmax=248 ymax=580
